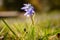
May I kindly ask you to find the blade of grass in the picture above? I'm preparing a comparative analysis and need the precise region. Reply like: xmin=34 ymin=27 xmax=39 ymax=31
xmin=26 ymin=25 xmax=35 ymax=40
xmin=13 ymin=24 xmax=21 ymax=33
xmin=0 ymin=26 xmax=6 ymax=35
xmin=2 ymin=31 xmax=8 ymax=40
xmin=1 ymin=18 xmax=19 ymax=38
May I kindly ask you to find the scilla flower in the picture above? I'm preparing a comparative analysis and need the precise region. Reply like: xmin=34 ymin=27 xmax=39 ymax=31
xmin=21 ymin=3 xmax=35 ymax=17
xmin=21 ymin=3 xmax=35 ymax=25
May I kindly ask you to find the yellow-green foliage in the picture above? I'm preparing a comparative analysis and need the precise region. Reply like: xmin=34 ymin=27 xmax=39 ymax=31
xmin=0 ymin=14 xmax=60 ymax=40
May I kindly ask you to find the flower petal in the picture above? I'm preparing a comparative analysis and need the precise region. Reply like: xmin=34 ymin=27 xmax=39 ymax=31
xmin=21 ymin=7 xmax=26 ymax=10
xmin=24 ymin=12 xmax=28 ymax=16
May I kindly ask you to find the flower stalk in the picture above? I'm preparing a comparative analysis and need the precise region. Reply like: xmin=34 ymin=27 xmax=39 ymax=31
xmin=30 ymin=15 xmax=34 ymax=25
xmin=21 ymin=3 xmax=35 ymax=25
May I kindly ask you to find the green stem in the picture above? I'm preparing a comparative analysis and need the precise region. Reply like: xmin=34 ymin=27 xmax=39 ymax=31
xmin=30 ymin=15 xmax=34 ymax=25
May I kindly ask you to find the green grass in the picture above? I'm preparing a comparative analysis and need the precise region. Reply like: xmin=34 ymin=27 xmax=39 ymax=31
xmin=0 ymin=14 xmax=60 ymax=40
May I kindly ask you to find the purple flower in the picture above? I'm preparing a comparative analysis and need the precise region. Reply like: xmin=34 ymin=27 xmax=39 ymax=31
xmin=21 ymin=3 xmax=35 ymax=17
